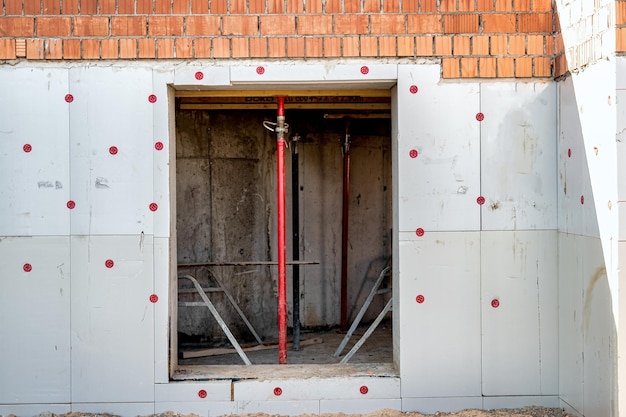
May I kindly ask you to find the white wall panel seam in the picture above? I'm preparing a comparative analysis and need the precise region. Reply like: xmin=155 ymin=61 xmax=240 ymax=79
xmin=68 ymin=67 xmax=74 ymax=403
xmin=555 ymin=83 xmax=561 ymax=235
xmin=537 ymin=254 xmax=543 ymax=394
xmin=479 ymin=193 xmax=483 ymax=396
xmin=479 ymin=198 xmax=484 ymax=396
xmin=152 ymin=68 xmax=157 ymax=389
xmin=479 ymin=83 xmax=483 ymax=233
xmin=553 ymin=80 xmax=560 ymax=399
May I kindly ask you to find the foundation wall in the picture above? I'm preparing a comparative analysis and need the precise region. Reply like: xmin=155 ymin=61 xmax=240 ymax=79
xmin=0 ymin=0 xmax=622 ymax=414
xmin=396 ymin=64 xmax=558 ymax=402
xmin=555 ymin=53 xmax=619 ymax=416
xmin=550 ymin=1 xmax=620 ymax=416
xmin=0 ymin=60 xmax=611 ymax=416
xmin=619 ymin=56 xmax=626 ymax=417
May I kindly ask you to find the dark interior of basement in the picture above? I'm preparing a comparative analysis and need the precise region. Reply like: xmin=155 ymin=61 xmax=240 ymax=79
xmin=174 ymin=97 xmax=393 ymax=370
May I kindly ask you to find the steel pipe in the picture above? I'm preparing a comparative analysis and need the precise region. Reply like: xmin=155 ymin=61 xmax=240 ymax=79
xmin=291 ymin=134 xmax=301 ymax=351
xmin=276 ymin=96 xmax=288 ymax=364
xmin=340 ymin=118 xmax=351 ymax=332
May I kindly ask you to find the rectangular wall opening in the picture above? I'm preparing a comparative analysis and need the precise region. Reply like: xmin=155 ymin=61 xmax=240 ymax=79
xmin=171 ymin=89 xmax=396 ymax=379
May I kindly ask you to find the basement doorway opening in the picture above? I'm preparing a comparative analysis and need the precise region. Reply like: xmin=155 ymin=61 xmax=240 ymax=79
xmin=172 ymin=89 xmax=395 ymax=380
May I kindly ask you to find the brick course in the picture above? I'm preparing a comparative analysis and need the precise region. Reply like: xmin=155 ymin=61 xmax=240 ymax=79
xmin=0 ymin=0 xmax=559 ymax=78
xmin=617 ymin=0 xmax=626 ymax=55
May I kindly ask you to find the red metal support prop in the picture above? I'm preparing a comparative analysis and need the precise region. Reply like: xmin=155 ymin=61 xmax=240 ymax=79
xmin=276 ymin=96 xmax=288 ymax=364
xmin=340 ymin=118 xmax=351 ymax=332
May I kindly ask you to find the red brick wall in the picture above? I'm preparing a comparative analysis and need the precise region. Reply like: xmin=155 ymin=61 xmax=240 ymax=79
xmin=616 ymin=0 xmax=626 ymax=53
xmin=0 ymin=0 xmax=556 ymax=78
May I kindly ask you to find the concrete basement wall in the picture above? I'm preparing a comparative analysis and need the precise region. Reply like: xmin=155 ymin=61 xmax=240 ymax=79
xmin=0 ymin=3 xmax=622 ymax=417
xmin=557 ymin=73 xmax=616 ymax=417
xmin=175 ymin=109 xmax=392 ymax=342
xmin=176 ymin=110 xmax=278 ymax=342
xmin=396 ymin=64 xmax=559 ymax=410
xmin=618 ymin=56 xmax=626 ymax=417
xmin=0 ymin=59 xmax=616 ymax=416
xmin=552 ymin=1 xmax=619 ymax=416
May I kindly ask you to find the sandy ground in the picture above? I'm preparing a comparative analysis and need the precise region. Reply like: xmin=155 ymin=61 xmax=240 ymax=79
xmin=3 ymin=407 xmax=569 ymax=417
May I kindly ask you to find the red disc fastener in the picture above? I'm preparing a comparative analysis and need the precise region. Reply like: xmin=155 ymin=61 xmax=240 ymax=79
xmin=476 ymin=112 xmax=484 ymax=121
xmin=409 ymin=85 xmax=418 ymax=94
xmin=23 ymin=144 xmax=32 ymax=153
xmin=415 ymin=228 xmax=424 ymax=237
xmin=149 ymin=294 xmax=158 ymax=303
xmin=195 ymin=71 xmax=204 ymax=80
xmin=67 ymin=200 xmax=76 ymax=209
xmin=65 ymin=94 xmax=74 ymax=103
xmin=198 ymin=389 xmax=207 ymax=398
xmin=360 ymin=66 xmax=369 ymax=75
xmin=477 ymin=196 xmax=485 ymax=205
xmin=360 ymin=385 xmax=369 ymax=394
xmin=416 ymin=294 xmax=425 ymax=304
xmin=148 ymin=94 xmax=157 ymax=103
xmin=155 ymin=141 xmax=164 ymax=151
xmin=149 ymin=202 xmax=158 ymax=212
xmin=109 ymin=146 xmax=118 ymax=155
xmin=273 ymin=387 xmax=282 ymax=396
xmin=567 ymin=148 xmax=572 ymax=158
xmin=491 ymin=299 xmax=500 ymax=308
xmin=256 ymin=66 xmax=265 ymax=75
xmin=105 ymin=259 xmax=114 ymax=268
xmin=23 ymin=263 xmax=32 ymax=272
xmin=580 ymin=195 xmax=585 ymax=205
xmin=409 ymin=149 xmax=419 ymax=158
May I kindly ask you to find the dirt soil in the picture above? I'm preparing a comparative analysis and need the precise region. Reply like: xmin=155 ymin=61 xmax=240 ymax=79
xmin=5 ymin=408 xmax=571 ymax=417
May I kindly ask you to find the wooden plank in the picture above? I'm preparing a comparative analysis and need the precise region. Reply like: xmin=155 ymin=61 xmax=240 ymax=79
xmin=180 ymin=96 xmax=389 ymax=104
xmin=179 ymin=103 xmax=391 ymax=110
xmin=175 ymin=89 xmax=391 ymax=98
xmin=178 ymin=261 xmax=320 ymax=267
xmin=324 ymin=113 xmax=391 ymax=119
xmin=178 ymin=287 xmax=223 ymax=293
xmin=182 ymin=338 xmax=324 ymax=359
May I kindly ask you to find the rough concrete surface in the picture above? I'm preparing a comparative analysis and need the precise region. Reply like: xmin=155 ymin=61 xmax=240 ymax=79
xmin=2 ymin=407 xmax=567 ymax=417
xmin=176 ymin=109 xmax=392 ymax=344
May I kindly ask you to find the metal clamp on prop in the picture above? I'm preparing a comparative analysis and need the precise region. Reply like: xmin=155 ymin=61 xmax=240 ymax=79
xmin=263 ymin=121 xmax=289 ymax=135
